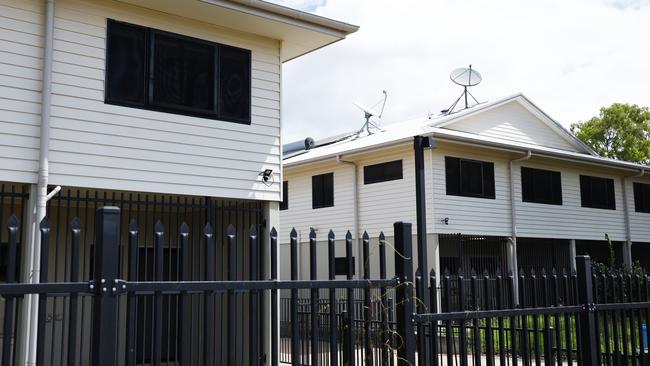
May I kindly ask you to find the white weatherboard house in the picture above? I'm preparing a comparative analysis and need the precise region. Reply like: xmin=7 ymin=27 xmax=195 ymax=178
xmin=280 ymin=94 xmax=650 ymax=282
xmin=0 ymin=0 xmax=356 ymax=364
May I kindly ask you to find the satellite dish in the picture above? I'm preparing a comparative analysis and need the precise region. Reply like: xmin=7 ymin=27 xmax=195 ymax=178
xmin=353 ymin=102 xmax=379 ymax=118
xmin=352 ymin=91 xmax=388 ymax=136
xmin=443 ymin=64 xmax=482 ymax=114
xmin=450 ymin=66 xmax=482 ymax=87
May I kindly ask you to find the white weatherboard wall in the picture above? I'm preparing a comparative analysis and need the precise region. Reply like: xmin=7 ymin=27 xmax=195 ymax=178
xmin=280 ymin=160 xmax=355 ymax=243
xmin=357 ymin=146 xmax=418 ymax=237
xmin=443 ymin=101 xmax=579 ymax=152
xmin=627 ymin=177 xmax=650 ymax=242
xmin=282 ymin=141 xmax=646 ymax=245
xmin=0 ymin=0 xmax=43 ymax=184
xmin=0 ymin=0 xmax=282 ymax=201
xmin=513 ymin=158 xmax=628 ymax=241
xmin=431 ymin=143 xmax=513 ymax=237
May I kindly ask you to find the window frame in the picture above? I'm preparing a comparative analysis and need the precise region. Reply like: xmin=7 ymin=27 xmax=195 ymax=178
xmin=580 ymin=175 xmax=616 ymax=210
xmin=334 ymin=257 xmax=355 ymax=276
xmin=312 ymin=172 xmax=334 ymax=209
xmin=104 ymin=19 xmax=251 ymax=124
xmin=521 ymin=167 xmax=563 ymax=205
xmin=280 ymin=181 xmax=288 ymax=211
xmin=633 ymin=182 xmax=650 ymax=213
xmin=363 ymin=160 xmax=403 ymax=185
xmin=445 ymin=156 xmax=496 ymax=199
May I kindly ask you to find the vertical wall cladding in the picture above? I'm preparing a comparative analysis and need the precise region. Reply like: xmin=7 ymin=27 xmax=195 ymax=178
xmin=44 ymin=0 xmax=281 ymax=200
xmin=430 ymin=143 xmax=512 ymax=237
xmin=0 ymin=0 xmax=43 ymax=183
xmin=279 ymin=161 xmax=354 ymax=243
xmin=628 ymin=176 xmax=650 ymax=242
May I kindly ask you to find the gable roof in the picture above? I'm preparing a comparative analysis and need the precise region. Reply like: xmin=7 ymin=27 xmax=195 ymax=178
xmin=283 ymin=93 xmax=648 ymax=172
xmin=431 ymin=93 xmax=596 ymax=155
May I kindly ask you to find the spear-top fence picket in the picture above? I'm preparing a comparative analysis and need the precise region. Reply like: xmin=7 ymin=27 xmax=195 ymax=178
xmin=1 ymin=205 xmax=649 ymax=366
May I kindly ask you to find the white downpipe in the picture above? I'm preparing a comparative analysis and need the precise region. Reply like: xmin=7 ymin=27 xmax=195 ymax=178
xmin=337 ymin=155 xmax=360 ymax=278
xmin=622 ymin=169 xmax=645 ymax=266
xmin=24 ymin=1 xmax=55 ymax=364
xmin=509 ymin=150 xmax=531 ymax=301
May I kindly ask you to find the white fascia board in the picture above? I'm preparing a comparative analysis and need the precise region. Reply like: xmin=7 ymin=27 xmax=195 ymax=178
xmin=430 ymin=128 xmax=649 ymax=172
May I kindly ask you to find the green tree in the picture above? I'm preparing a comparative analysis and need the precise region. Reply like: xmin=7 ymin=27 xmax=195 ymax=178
xmin=571 ymin=103 xmax=650 ymax=164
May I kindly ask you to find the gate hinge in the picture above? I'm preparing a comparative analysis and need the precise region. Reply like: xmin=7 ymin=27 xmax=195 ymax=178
xmin=581 ymin=303 xmax=596 ymax=312
xmin=111 ymin=279 xmax=128 ymax=295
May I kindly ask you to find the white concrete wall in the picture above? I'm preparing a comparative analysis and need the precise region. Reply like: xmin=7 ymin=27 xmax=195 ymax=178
xmin=0 ymin=0 xmax=282 ymax=201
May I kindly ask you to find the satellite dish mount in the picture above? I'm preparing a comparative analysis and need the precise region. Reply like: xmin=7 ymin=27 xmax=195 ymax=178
xmin=354 ymin=90 xmax=388 ymax=136
xmin=444 ymin=65 xmax=482 ymax=115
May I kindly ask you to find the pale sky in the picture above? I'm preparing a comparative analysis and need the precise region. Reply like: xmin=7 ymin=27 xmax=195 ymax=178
xmin=269 ymin=0 xmax=650 ymax=144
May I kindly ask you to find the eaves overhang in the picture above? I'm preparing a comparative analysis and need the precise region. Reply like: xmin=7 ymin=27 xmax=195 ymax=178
xmin=116 ymin=0 xmax=359 ymax=62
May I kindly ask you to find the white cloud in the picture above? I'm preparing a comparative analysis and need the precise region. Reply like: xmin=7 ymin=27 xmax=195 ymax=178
xmin=270 ymin=0 xmax=650 ymax=143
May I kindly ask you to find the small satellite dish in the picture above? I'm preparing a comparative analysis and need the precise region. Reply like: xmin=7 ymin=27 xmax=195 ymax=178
xmin=352 ymin=91 xmax=388 ymax=136
xmin=353 ymin=102 xmax=379 ymax=118
xmin=450 ymin=66 xmax=482 ymax=87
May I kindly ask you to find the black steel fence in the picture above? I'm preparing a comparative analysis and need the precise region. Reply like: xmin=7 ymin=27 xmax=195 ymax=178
xmin=2 ymin=202 xmax=650 ymax=366
xmin=0 ymin=207 xmax=400 ymax=366
xmin=414 ymin=260 xmax=650 ymax=366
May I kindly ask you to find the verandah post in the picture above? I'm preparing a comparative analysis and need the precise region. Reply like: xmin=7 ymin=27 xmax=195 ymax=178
xmin=90 ymin=207 xmax=121 ymax=366
xmin=576 ymin=255 xmax=598 ymax=366
xmin=394 ymin=221 xmax=416 ymax=365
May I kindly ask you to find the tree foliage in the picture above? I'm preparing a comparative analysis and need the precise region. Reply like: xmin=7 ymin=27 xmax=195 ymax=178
xmin=571 ymin=103 xmax=650 ymax=164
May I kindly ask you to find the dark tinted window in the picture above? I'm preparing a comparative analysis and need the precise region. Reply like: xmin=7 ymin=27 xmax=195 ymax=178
xmin=580 ymin=175 xmax=615 ymax=210
xmin=105 ymin=21 xmax=146 ymax=106
xmin=634 ymin=182 xmax=650 ymax=213
xmin=105 ymin=19 xmax=250 ymax=123
xmin=219 ymin=45 xmax=251 ymax=123
xmin=312 ymin=173 xmax=334 ymax=209
xmin=334 ymin=257 xmax=355 ymax=276
xmin=280 ymin=181 xmax=288 ymax=211
xmin=521 ymin=167 xmax=562 ymax=205
xmin=151 ymin=32 xmax=215 ymax=113
xmin=445 ymin=156 xmax=495 ymax=199
xmin=364 ymin=160 xmax=403 ymax=184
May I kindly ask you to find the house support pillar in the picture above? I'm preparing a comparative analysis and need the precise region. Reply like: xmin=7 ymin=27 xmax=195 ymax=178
xmin=569 ymin=239 xmax=577 ymax=271
xmin=431 ymin=234 xmax=441 ymax=312
xmin=623 ymin=240 xmax=633 ymax=268
xmin=507 ymin=238 xmax=519 ymax=302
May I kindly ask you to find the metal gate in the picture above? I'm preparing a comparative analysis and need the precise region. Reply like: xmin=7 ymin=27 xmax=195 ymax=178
xmin=0 ymin=206 xmax=401 ymax=366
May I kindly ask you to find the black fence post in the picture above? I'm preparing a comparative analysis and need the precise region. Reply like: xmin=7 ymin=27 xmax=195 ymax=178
xmin=345 ymin=231 xmax=355 ymax=366
xmin=36 ymin=218 xmax=51 ymax=366
xmin=2 ymin=215 xmax=19 ymax=366
xmin=394 ymin=222 xmax=416 ymax=366
xmin=290 ymin=228 xmax=300 ymax=366
xmin=309 ymin=228 xmax=319 ymax=366
xmin=270 ymin=227 xmax=279 ymax=366
xmin=90 ymin=207 xmax=121 ymax=366
xmin=576 ymin=255 xmax=598 ymax=366
xmin=249 ymin=225 xmax=260 ymax=366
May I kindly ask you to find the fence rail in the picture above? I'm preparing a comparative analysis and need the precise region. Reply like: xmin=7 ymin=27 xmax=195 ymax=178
xmin=1 ymin=204 xmax=649 ymax=366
